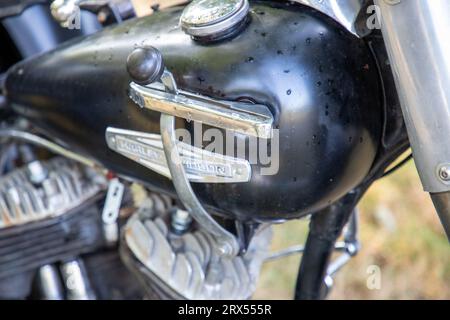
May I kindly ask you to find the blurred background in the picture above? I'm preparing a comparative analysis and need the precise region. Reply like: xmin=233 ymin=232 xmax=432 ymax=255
xmin=254 ymin=161 xmax=450 ymax=299
xmin=134 ymin=0 xmax=450 ymax=300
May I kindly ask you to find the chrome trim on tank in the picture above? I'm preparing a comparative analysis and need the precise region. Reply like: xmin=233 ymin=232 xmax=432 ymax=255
xmin=293 ymin=0 xmax=363 ymax=37
xmin=129 ymin=82 xmax=274 ymax=139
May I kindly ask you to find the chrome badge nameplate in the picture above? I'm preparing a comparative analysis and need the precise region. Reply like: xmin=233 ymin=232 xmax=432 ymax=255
xmin=105 ymin=127 xmax=251 ymax=183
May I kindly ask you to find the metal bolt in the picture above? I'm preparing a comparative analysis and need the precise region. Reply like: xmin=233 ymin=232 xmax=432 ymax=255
xmin=171 ymin=209 xmax=192 ymax=234
xmin=439 ymin=166 xmax=450 ymax=182
xmin=346 ymin=242 xmax=359 ymax=257
xmin=27 ymin=161 xmax=48 ymax=184
xmin=216 ymin=241 xmax=234 ymax=257
xmin=50 ymin=0 xmax=79 ymax=23
xmin=97 ymin=9 xmax=109 ymax=24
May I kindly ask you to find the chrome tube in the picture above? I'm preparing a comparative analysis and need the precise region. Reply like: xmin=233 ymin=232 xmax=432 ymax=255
xmin=375 ymin=0 xmax=450 ymax=238
xmin=37 ymin=265 xmax=64 ymax=300
xmin=431 ymin=192 xmax=450 ymax=240
xmin=60 ymin=259 xmax=96 ymax=300
xmin=375 ymin=0 xmax=450 ymax=194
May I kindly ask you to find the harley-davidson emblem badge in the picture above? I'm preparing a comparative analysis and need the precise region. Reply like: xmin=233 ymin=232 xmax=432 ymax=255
xmin=105 ymin=127 xmax=251 ymax=183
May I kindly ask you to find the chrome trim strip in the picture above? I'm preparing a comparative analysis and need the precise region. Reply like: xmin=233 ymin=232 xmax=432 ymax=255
xmin=129 ymin=82 xmax=274 ymax=139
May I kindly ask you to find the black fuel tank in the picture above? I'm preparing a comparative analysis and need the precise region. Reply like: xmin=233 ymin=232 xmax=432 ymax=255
xmin=5 ymin=1 xmax=382 ymax=221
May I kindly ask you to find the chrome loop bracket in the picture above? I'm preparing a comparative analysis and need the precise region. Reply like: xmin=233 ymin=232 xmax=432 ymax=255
xmin=158 ymin=69 xmax=240 ymax=257
xmin=160 ymin=113 xmax=240 ymax=257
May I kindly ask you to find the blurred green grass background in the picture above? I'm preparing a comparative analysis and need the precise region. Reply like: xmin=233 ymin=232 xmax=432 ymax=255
xmin=254 ymin=161 xmax=450 ymax=299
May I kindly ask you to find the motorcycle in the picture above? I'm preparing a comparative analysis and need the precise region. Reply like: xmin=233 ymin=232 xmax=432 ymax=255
xmin=0 ymin=0 xmax=448 ymax=300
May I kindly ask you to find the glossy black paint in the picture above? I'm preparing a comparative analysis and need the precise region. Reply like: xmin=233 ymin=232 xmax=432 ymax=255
xmin=5 ymin=2 xmax=383 ymax=221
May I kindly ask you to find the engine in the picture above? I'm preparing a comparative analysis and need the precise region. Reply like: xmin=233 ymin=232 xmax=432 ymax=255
xmin=0 ymin=155 xmax=143 ymax=299
xmin=0 ymin=149 xmax=271 ymax=299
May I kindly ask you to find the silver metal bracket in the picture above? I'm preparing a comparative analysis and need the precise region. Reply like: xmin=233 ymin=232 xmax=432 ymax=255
xmin=102 ymin=177 xmax=125 ymax=245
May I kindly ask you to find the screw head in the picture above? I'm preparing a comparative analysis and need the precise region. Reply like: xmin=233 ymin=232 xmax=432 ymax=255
xmin=346 ymin=242 xmax=359 ymax=257
xmin=439 ymin=166 xmax=450 ymax=182
xmin=216 ymin=241 xmax=233 ymax=257
xmin=171 ymin=209 xmax=192 ymax=234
